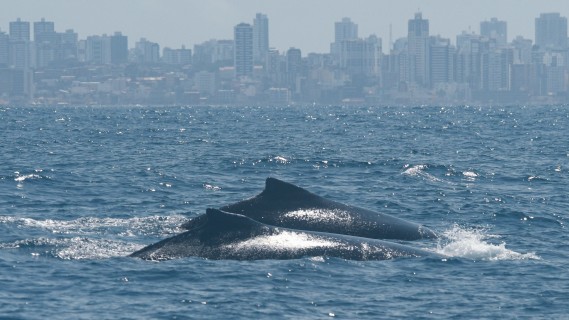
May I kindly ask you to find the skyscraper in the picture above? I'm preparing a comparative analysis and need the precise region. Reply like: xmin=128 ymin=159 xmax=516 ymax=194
xmin=134 ymin=38 xmax=160 ymax=63
xmin=34 ymin=18 xmax=58 ymax=68
xmin=331 ymin=18 xmax=359 ymax=64
xmin=9 ymin=18 xmax=31 ymax=69
xmin=9 ymin=18 xmax=30 ymax=41
xmin=0 ymin=31 xmax=9 ymax=66
xmin=338 ymin=36 xmax=382 ymax=77
xmin=60 ymin=29 xmax=78 ymax=61
xmin=407 ymin=12 xmax=430 ymax=87
xmin=110 ymin=32 xmax=128 ymax=64
xmin=429 ymin=36 xmax=453 ymax=86
xmin=8 ymin=19 xmax=33 ymax=99
xmin=535 ymin=13 xmax=568 ymax=50
xmin=286 ymin=47 xmax=302 ymax=89
xmin=234 ymin=23 xmax=253 ymax=78
xmin=480 ymin=18 xmax=507 ymax=47
xmin=85 ymin=35 xmax=106 ymax=64
xmin=33 ymin=18 xmax=54 ymax=41
xmin=335 ymin=18 xmax=358 ymax=43
xmin=253 ymin=13 xmax=269 ymax=64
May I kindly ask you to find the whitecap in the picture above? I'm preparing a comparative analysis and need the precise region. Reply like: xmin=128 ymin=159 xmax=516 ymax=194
xmin=14 ymin=173 xmax=42 ymax=182
xmin=55 ymin=237 xmax=144 ymax=260
xmin=0 ymin=215 xmax=187 ymax=236
xmin=203 ymin=184 xmax=222 ymax=191
xmin=272 ymin=156 xmax=289 ymax=164
xmin=1 ymin=236 xmax=144 ymax=260
xmin=402 ymin=164 xmax=446 ymax=183
xmin=462 ymin=171 xmax=478 ymax=178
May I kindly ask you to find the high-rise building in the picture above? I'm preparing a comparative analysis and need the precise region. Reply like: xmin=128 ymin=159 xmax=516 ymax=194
xmin=193 ymin=40 xmax=216 ymax=66
xmin=286 ymin=47 xmax=302 ymax=90
xmin=535 ymin=13 xmax=568 ymax=50
xmin=0 ymin=31 xmax=9 ymax=66
xmin=331 ymin=18 xmax=358 ymax=63
xmin=162 ymin=46 xmax=192 ymax=65
xmin=60 ymin=29 xmax=78 ymax=61
xmin=266 ymin=48 xmax=283 ymax=86
xmin=253 ymin=13 xmax=269 ymax=64
xmin=9 ymin=18 xmax=31 ymax=69
xmin=383 ymin=37 xmax=408 ymax=88
xmin=33 ymin=18 xmax=54 ymax=40
xmin=480 ymin=18 xmax=507 ymax=47
xmin=335 ymin=17 xmax=358 ymax=43
xmin=7 ymin=18 xmax=33 ymax=99
xmin=234 ymin=23 xmax=253 ymax=78
xmin=407 ymin=12 xmax=430 ymax=87
xmin=134 ymin=38 xmax=160 ymax=64
xmin=484 ymin=47 xmax=513 ymax=92
xmin=34 ymin=18 xmax=58 ymax=68
xmin=110 ymin=32 xmax=128 ymax=64
xmin=9 ymin=18 xmax=30 ymax=41
xmin=338 ymin=36 xmax=382 ymax=77
xmin=512 ymin=36 xmax=533 ymax=64
xmin=86 ymin=35 xmax=114 ymax=64
xmin=429 ymin=36 xmax=454 ymax=86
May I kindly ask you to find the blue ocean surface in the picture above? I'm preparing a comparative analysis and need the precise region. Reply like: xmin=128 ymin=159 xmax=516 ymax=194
xmin=1 ymin=105 xmax=567 ymax=319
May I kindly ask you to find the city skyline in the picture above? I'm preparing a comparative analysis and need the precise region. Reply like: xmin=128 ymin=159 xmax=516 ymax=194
xmin=2 ymin=0 xmax=569 ymax=54
xmin=1 ymin=5 xmax=568 ymax=106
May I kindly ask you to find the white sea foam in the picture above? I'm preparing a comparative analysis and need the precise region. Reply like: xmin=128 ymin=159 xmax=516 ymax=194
xmin=402 ymin=164 xmax=447 ymax=183
xmin=462 ymin=171 xmax=479 ymax=181
xmin=0 ymin=214 xmax=187 ymax=260
xmin=462 ymin=171 xmax=478 ymax=177
xmin=435 ymin=225 xmax=539 ymax=261
xmin=0 ymin=215 xmax=187 ymax=236
xmin=0 ymin=237 xmax=144 ymax=259
xmin=203 ymin=184 xmax=222 ymax=191
xmin=281 ymin=209 xmax=354 ymax=225
xmin=55 ymin=237 xmax=144 ymax=260
xmin=0 ymin=213 xmax=187 ymax=260
xmin=14 ymin=173 xmax=42 ymax=182
xmin=271 ymin=156 xmax=289 ymax=164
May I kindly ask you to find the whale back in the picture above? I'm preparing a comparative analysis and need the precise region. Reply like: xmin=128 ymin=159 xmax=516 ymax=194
xmin=216 ymin=178 xmax=437 ymax=240
xmin=131 ymin=209 xmax=272 ymax=260
xmin=132 ymin=208 xmax=441 ymax=261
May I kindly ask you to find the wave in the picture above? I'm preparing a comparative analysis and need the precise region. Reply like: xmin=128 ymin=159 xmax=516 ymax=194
xmin=1 ymin=215 xmax=540 ymax=262
xmin=401 ymin=163 xmax=484 ymax=185
xmin=402 ymin=164 xmax=450 ymax=184
xmin=0 ymin=214 xmax=192 ymax=260
xmin=0 ymin=236 xmax=144 ymax=260
xmin=0 ymin=214 xmax=187 ymax=236
xmin=434 ymin=224 xmax=539 ymax=261
xmin=5 ymin=169 xmax=53 ymax=185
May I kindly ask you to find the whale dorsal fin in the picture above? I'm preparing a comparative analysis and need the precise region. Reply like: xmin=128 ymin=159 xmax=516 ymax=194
xmin=205 ymin=208 xmax=258 ymax=231
xmin=262 ymin=178 xmax=313 ymax=199
xmin=206 ymin=208 xmax=250 ymax=223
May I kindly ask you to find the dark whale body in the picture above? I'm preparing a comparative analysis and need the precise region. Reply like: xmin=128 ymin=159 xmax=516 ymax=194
xmin=131 ymin=209 xmax=439 ymax=261
xmin=183 ymin=178 xmax=437 ymax=241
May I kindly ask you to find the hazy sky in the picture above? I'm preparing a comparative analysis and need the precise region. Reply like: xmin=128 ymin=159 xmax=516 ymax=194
xmin=2 ymin=0 xmax=568 ymax=53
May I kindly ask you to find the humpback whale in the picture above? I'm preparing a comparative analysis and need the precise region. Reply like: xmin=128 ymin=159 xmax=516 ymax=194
xmin=131 ymin=209 xmax=439 ymax=261
xmin=182 ymin=178 xmax=437 ymax=241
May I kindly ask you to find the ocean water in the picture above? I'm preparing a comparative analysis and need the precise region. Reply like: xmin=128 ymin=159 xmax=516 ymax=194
xmin=1 ymin=104 xmax=567 ymax=319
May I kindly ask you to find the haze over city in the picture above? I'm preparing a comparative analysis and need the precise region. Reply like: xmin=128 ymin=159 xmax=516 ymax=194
xmin=3 ymin=0 xmax=569 ymax=53
xmin=2 ymin=0 xmax=569 ymax=106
